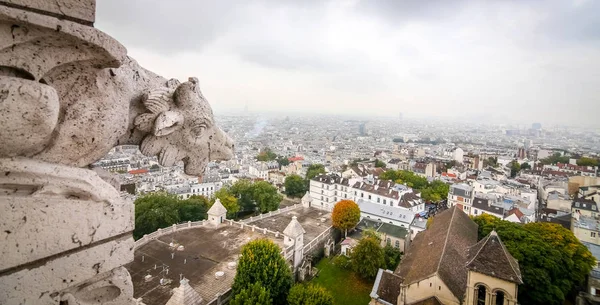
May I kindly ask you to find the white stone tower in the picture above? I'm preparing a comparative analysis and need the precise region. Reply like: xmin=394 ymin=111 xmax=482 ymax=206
xmin=283 ymin=216 xmax=306 ymax=269
xmin=301 ymin=192 xmax=312 ymax=208
xmin=207 ymin=198 xmax=227 ymax=227
xmin=165 ymin=278 xmax=203 ymax=305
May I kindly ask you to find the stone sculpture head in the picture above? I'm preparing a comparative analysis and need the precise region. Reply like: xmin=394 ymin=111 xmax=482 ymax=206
xmin=134 ymin=77 xmax=234 ymax=176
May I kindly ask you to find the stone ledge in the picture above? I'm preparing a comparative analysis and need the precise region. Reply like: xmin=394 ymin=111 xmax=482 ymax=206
xmin=1 ymin=196 xmax=133 ymax=271
xmin=0 ymin=235 xmax=134 ymax=305
xmin=0 ymin=0 xmax=96 ymax=24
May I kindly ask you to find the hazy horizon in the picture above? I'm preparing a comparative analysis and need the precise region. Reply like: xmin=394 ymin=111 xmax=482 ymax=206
xmin=96 ymin=0 xmax=600 ymax=127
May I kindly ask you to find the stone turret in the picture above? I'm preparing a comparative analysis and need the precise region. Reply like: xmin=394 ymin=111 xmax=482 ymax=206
xmin=165 ymin=278 xmax=203 ymax=305
xmin=207 ymin=198 xmax=227 ymax=227
xmin=301 ymin=192 xmax=312 ymax=208
xmin=283 ymin=216 xmax=306 ymax=269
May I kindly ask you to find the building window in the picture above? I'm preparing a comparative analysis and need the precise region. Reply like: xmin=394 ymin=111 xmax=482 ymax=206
xmin=495 ymin=291 xmax=505 ymax=305
xmin=592 ymin=232 xmax=597 ymax=238
xmin=368 ymin=195 xmax=372 ymax=200
xmin=361 ymin=193 xmax=364 ymax=198
xmin=476 ymin=285 xmax=487 ymax=305
xmin=383 ymin=199 xmax=387 ymax=205
xmin=377 ymin=198 xmax=380 ymax=203
xmin=395 ymin=240 xmax=400 ymax=248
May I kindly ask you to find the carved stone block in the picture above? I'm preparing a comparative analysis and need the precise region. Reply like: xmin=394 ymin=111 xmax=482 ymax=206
xmin=0 ymin=0 xmax=96 ymax=24
xmin=0 ymin=236 xmax=134 ymax=305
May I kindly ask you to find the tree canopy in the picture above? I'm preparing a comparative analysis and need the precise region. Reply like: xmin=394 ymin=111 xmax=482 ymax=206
xmin=380 ymin=170 xmax=448 ymax=202
xmin=379 ymin=170 xmax=429 ymax=190
xmin=253 ymin=181 xmax=284 ymax=213
xmin=230 ymin=179 xmax=256 ymax=212
xmin=383 ymin=245 xmax=402 ymax=270
xmin=332 ymin=200 xmax=361 ymax=237
xmin=351 ymin=235 xmax=385 ymax=280
xmin=306 ymin=164 xmax=326 ymax=181
xmin=177 ymin=195 xmax=209 ymax=222
xmin=473 ymin=214 xmax=595 ymax=305
xmin=287 ymin=284 xmax=334 ymax=305
xmin=374 ymin=159 xmax=386 ymax=168
xmin=133 ymin=192 xmax=210 ymax=240
xmin=420 ymin=180 xmax=450 ymax=202
xmin=510 ymin=161 xmax=521 ymax=178
xmin=539 ymin=152 xmax=570 ymax=165
xmin=229 ymin=179 xmax=283 ymax=214
xmin=256 ymin=148 xmax=278 ymax=162
xmin=230 ymin=282 xmax=272 ymax=305
xmin=231 ymin=239 xmax=293 ymax=305
xmin=577 ymin=157 xmax=599 ymax=167
xmin=285 ymin=174 xmax=307 ymax=198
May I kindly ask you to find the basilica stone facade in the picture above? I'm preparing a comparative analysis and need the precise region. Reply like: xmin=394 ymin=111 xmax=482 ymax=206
xmin=0 ymin=1 xmax=233 ymax=304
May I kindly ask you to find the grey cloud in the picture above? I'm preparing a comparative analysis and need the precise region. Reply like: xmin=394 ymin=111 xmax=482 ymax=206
xmin=96 ymin=0 xmax=252 ymax=53
xmin=355 ymin=0 xmax=470 ymax=23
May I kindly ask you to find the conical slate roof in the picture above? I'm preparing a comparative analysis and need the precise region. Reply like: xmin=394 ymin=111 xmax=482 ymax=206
xmin=208 ymin=198 xmax=227 ymax=216
xmin=165 ymin=278 xmax=203 ymax=305
xmin=466 ymin=230 xmax=523 ymax=284
xmin=283 ymin=216 xmax=305 ymax=238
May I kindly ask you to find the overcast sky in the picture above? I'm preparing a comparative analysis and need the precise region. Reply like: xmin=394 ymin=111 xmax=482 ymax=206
xmin=96 ymin=0 xmax=600 ymax=126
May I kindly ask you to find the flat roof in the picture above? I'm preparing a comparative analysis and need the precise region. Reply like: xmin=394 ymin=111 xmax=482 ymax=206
xmin=126 ymin=225 xmax=284 ymax=305
xmin=248 ymin=207 xmax=332 ymax=242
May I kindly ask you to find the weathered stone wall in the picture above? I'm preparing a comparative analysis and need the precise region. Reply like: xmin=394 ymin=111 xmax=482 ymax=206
xmin=0 ymin=1 xmax=233 ymax=304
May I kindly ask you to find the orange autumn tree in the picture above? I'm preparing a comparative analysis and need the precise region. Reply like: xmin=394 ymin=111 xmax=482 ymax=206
xmin=332 ymin=200 xmax=361 ymax=237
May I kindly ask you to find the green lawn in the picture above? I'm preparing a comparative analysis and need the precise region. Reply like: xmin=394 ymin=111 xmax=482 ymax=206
xmin=311 ymin=257 xmax=374 ymax=305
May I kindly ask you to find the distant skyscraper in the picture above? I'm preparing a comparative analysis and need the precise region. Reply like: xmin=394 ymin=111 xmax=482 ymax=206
xmin=359 ymin=122 xmax=367 ymax=136
xmin=244 ymin=102 xmax=249 ymax=114
xmin=532 ymin=122 xmax=542 ymax=130
xmin=399 ymin=112 xmax=403 ymax=120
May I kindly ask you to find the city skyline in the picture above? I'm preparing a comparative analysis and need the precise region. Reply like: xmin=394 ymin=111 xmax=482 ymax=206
xmin=96 ymin=0 xmax=600 ymax=126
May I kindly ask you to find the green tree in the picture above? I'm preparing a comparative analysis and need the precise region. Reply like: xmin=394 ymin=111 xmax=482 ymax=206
xmin=252 ymin=181 xmax=283 ymax=212
xmin=332 ymin=200 xmax=361 ymax=237
xmin=306 ymin=164 xmax=326 ymax=181
xmin=133 ymin=192 xmax=180 ymax=239
xmin=232 ymin=239 xmax=293 ymax=305
xmin=383 ymin=245 xmax=402 ymax=270
xmin=287 ymin=284 xmax=334 ymax=305
xmin=520 ymin=162 xmax=531 ymax=170
xmin=473 ymin=214 xmax=595 ymax=305
xmin=230 ymin=282 xmax=271 ymax=305
xmin=177 ymin=195 xmax=209 ymax=222
xmin=483 ymin=157 xmax=498 ymax=168
xmin=539 ymin=152 xmax=570 ymax=165
xmin=380 ymin=170 xmax=429 ymax=190
xmin=577 ymin=157 xmax=599 ymax=167
xmin=211 ymin=188 xmax=239 ymax=219
xmin=285 ymin=174 xmax=307 ymax=198
xmin=231 ymin=179 xmax=256 ymax=212
xmin=257 ymin=148 xmax=278 ymax=161
xmin=446 ymin=160 xmax=457 ymax=169
xmin=150 ymin=164 xmax=160 ymax=170
xmin=276 ymin=156 xmax=291 ymax=167
xmin=374 ymin=159 xmax=386 ymax=168
xmin=510 ymin=161 xmax=521 ymax=178
xmin=351 ymin=236 xmax=385 ymax=280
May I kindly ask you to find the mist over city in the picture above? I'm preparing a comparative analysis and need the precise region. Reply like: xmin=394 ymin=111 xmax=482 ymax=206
xmin=96 ymin=0 xmax=600 ymax=127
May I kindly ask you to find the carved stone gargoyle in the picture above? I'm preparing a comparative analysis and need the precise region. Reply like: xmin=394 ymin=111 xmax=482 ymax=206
xmin=0 ymin=2 xmax=233 ymax=304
